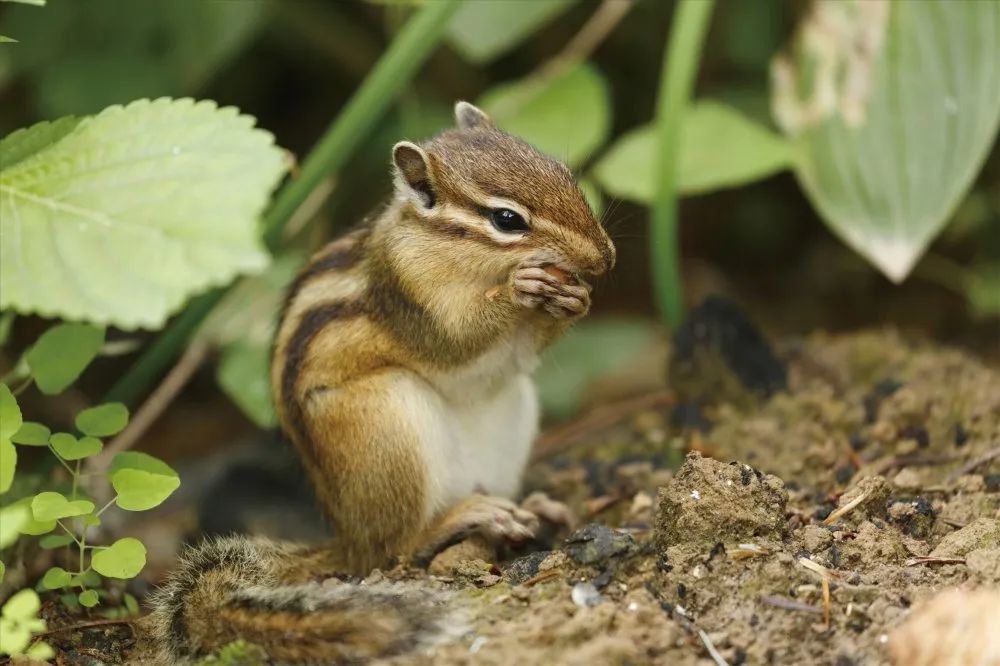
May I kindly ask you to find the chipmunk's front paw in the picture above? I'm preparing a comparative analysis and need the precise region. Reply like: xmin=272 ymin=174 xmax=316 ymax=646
xmin=511 ymin=265 xmax=592 ymax=319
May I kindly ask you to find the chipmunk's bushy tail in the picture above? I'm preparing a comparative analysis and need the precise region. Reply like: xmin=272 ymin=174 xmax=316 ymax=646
xmin=142 ymin=536 xmax=460 ymax=665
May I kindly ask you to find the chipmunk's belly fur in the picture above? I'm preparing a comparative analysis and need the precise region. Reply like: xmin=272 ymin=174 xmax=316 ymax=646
xmin=418 ymin=327 xmax=540 ymax=515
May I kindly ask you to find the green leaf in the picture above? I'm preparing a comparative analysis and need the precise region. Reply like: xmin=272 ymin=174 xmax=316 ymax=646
xmin=39 ymin=534 xmax=74 ymax=549
xmin=123 ymin=593 xmax=139 ymax=615
xmin=0 ymin=117 xmax=81 ymax=171
xmin=0 ymin=36 xmax=17 ymax=43
xmin=50 ymin=432 xmax=103 ymax=460
xmin=25 ymin=323 xmax=104 ymax=394
xmin=112 ymin=469 xmax=180 ymax=511
xmin=75 ymin=402 xmax=128 ymax=437
xmin=41 ymin=566 xmax=71 ymax=589
xmin=772 ymin=1 xmax=1000 ymax=282
xmin=0 ymin=498 xmax=55 ymax=548
xmin=578 ymin=178 xmax=603 ymax=217
xmin=78 ymin=589 xmax=99 ymax=608
xmin=25 ymin=642 xmax=55 ymax=661
xmin=70 ymin=570 xmax=101 ymax=588
xmin=967 ymin=264 xmax=1000 ymax=317
xmin=0 ymin=439 xmax=14 ymax=494
xmin=592 ymin=101 xmax=797 ymax=203
xmin=110 ymin=451 xmax=180 ymax=511
xmin=90 ymin=537 xmax=146 ymax=578
xmin=447 ymin=0 xmax=574 ymax=64
xmin=31 ymin=491 xmax=95 ymax=521
xmin=480 ymin=63 xmax=611 ymax=168
xmin=0 ymin=311 xmax=14 ymax=346
xmin=217 ymin=342 xmax=276 ymax=428
xmin=537 ymin=318 xmax=660 ymax=420
xmin=0 ymin=560 xmax=4 ymax=583
xmin=0 ymin=98 xmax=288 ymax=329
xmin=0 ymin=383 xmax=22 ymax=440
xmin=59 ymin=593 xmax=80 ymax=610
xmin=1 ymin=0 xmax=48 ymax=6
xmin=2 ymin=588 xmax=40 ymax=619
xmin=12 ymin=421 xmax=50 ymax=446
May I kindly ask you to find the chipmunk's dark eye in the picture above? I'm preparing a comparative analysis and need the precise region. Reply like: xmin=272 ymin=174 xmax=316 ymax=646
xmin=489 ymin=207 xmax=529 ymax=234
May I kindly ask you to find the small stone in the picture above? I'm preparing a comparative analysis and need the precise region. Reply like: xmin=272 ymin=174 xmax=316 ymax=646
xmin=503 ymin=550 xmax=553 ymax=585
xmin=799 ymin=525 xmax=833 ymax=553
xmin=832 ymin=476 xmax=891 ymax=525
xmin=571 ymin=582 xmax=602 ymax=607
xmin=966 ymin=547 xmax=1000 ymax=581
xmin=564 ymin=524 xmax=634 ymax=565
xmin=931 ymin=518 xmax=1000 ymax=558
xmin=428 ymin=536 xmax=495 ymax=576
xmin=892 ymin=468 xmax=922 ymax=490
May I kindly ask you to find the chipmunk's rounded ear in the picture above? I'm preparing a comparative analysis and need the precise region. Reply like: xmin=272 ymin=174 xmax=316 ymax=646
xmin=392 ymin=141 xmax=436 ymax=208
xmin=454 ymin=101 xmax=491 ymax=130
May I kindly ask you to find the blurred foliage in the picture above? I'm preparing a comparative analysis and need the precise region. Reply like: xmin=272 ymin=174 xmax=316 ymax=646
xmin=538 ymin=319 xmax=659 ymax=420
xmin=593 ymin=100 xmax=796 ymax=201
xmin=0 ymin=0 xmax=265 ymax=118
xmin=772 ymin=0 xmax=1000 ymax=283
xmin=446 ymin=0 xmax=574 ymax=64
xmin=481 ymin=63 xmax=610 ymax=168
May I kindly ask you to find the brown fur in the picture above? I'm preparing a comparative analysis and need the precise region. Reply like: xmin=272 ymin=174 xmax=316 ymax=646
xmin=149 ymin=102 xmax=614 ymax=663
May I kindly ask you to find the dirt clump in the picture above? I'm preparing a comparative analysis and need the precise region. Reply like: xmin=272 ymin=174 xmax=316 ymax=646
xmin=656 ymin=452 xmax=787 ymax=549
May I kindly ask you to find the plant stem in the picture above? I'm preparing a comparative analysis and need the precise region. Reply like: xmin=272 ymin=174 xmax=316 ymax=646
xmin=104 ymin=0 xmax=462 ymax=407
xmin=263 ymin=0 xmax=461 ymax=248
xmin=650 ymin=0 xmax=715 ymax=327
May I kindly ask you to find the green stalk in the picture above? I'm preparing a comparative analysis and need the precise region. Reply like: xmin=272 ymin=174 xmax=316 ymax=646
xmin=650 ymin=0 xmax=715 ymax=327
xmin=106 ymin=0 xmax=462 ymax=405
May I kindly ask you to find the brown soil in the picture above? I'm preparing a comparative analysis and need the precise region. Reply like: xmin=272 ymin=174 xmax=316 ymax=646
xmin=389 ymin=329 xmax=1000 ymax=666
xmin=33 ymin=329 xmax=1000 ymax=665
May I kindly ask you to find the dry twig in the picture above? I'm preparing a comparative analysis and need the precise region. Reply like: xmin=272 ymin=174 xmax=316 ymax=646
xmin=946 ymin=445 xmax=1000 ymax=483
xmin=760 ymin=595 xmax=823 ymax=614
xmin=532 ymin=390 xmax=674 ymax=461
xmin=86 ymin=340 xmax=210 ymax=484
xmin=905 ymin=556 xmax=966 ymax=567
xmin=822 ymin=488 xmax=870 ymax=525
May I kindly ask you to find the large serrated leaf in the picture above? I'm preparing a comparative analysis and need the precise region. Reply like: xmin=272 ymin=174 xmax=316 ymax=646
xmin=0 ymin=98 xmax=287 ymax=329
xmin=772 ymin=0 xmax=1000 ymax=283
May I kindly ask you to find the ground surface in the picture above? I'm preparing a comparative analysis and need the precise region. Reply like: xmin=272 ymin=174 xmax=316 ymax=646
xmin=29 ymin=328 xmax=1000 ymax=665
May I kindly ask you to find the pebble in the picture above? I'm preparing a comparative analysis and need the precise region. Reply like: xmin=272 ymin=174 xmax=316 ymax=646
xmin=571 ymin=582 xmax=602 ymax=607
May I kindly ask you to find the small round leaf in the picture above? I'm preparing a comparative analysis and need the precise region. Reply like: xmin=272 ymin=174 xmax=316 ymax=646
xmin=50 ymin=433 xmax=103 ymax=460
xmin=0 ymin=383 xmax=22 ymax=440
xmin=78 ymin=590 xmax=99 ymax=608
xmin=41 ymin=566 xmax=72 ymax=590
xmin=31 ymin=491 xmax=95 ymax=521
xmin=12 ymin=422 xmax=51 ymax=446
xmin=2 ymin=588 xmax=40 ymax=619
xmin=75 ymin=403 xmax=129 ymax=437
xmin=39 ymin=534 xmax=75 ymax=549
xmin=0 ymin=438 xmax=15 ymax=494
xmin=25 ymin=324 xmax=105 ymax=395
xmin=110 ymin=452 xmax=180 ymax=511
xmin=90 ymin=537 xmax=146 ymax=579
xmin=112 ymin=469 xmax=180 ymax=511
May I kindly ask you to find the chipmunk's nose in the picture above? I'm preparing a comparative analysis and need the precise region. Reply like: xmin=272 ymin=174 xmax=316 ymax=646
xmin=581 ymin=239 xmax=616 ymax=277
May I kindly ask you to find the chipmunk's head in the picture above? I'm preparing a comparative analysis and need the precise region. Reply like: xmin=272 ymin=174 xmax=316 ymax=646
xmin=390 ymin=101 xmax=615 ymax=282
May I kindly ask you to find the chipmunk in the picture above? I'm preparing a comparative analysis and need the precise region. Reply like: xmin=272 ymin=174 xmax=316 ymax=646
xmin=144 ymin=102 xmax=615 ymax=664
